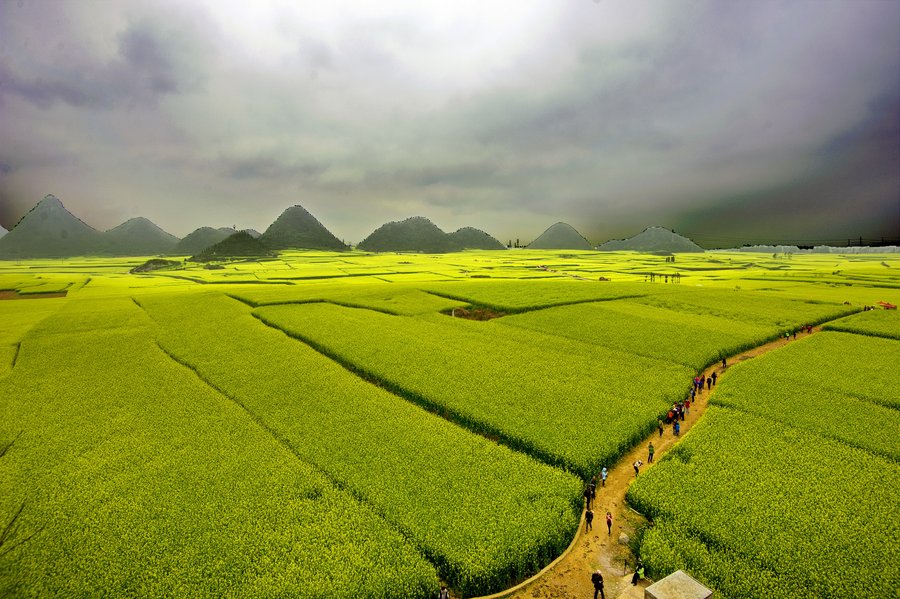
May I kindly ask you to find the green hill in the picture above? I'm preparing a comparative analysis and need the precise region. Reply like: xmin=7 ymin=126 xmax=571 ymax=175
xmin=190 ymin=231 xmax=275 ymax=262
xmin=527 ymin=222 xmax=592 ymax=250
xmin=597 ymin=227 xmax=704 ymax=253
xmin=174 ymin=227 xmax=236 ymax=255
xmin=448 ymin=227 xmax=506 ymax=250
xmin=0 ymin=194 xmax=105 ymax=258
xmin=358 ymin=217 xmax=462 ymax=253
xmin=260 ymin=205 xmax=347 ymax=251
xmin=103 ymin=217 xmax=180 ymax=256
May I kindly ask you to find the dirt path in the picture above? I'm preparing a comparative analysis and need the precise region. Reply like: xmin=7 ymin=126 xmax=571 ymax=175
xmin=474 ymin=327 xmax=820 ymax=599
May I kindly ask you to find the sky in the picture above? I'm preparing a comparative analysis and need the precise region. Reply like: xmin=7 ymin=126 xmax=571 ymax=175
xmin=0 ymin=0 xmax=898 ymax=248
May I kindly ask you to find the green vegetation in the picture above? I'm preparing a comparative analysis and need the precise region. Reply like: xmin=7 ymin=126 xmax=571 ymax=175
xmin=628 ymin=324 xmax=900 ymax=599
xmin=0 ymin=298 xmax=437 ymax=597
xmin=823 ymin=308 xmax=900 ymax=340
xmin=628 ymin=408 xmax=900 ymax=599
xmin=255 ymin=301 xmax=692 ymax=477
xmin=499 ymin=300 xmax=772 ymax=371
xmin=0 ymin=250 xmax=897 ymax=597
xmin=138 ymin=292 xmax=581 ymax=595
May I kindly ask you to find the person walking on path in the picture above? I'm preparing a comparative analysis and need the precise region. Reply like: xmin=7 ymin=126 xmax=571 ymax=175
xmin=583 ymin=484 xmax=593 ymax=510
xmin=606 ymin=511 xmax=613 ymax=535
xmin=711 ymin=371 xmax=717 ymax=386
xmin=657 ymin=418 xmax=664 ymax=437
xmin=674 ymin=420 xmax=680 ymax=436
xmin=600 ymin=467 xmax=608 ymax=487
xmin=648 ymin=442 xmax=655 ymax=463
xmin=707 ymin=376 xmax=712 ymax=390
xmin=591 ymin=569 xmax=606 ymax=599
xmin=633 ymin=459 xmax=643 ymax=477
xmin=722 ymin=357 xmax=727 ymax=369
xmin=585 ymin=508 xmax=594 ymax=532
xmin=685 ymin=398 xmax=691 ymax=415
xmin=589 ymin=477 xmax=597 ymax=503
xmin=439 ymin=585 xmax=450 ymax=599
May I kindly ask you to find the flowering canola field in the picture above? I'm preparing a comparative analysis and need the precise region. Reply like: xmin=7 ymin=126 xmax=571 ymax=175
xmin=1 ymin=250 xmax=897 ymax=597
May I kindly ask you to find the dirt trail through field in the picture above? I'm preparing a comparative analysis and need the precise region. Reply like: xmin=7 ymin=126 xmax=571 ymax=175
xmin=471 ymin=326 xmax=821 ymax=599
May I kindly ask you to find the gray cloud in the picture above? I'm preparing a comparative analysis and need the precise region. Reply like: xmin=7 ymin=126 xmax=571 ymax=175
xmin=0 ymin=0 xmax=897 ymax=246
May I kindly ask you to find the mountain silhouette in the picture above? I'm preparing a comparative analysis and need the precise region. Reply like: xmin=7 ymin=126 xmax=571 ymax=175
xmin=597 ymin=226 xmax=704 ymax=252
xmin=260 ymin=205 xmax=347 ymax=251
xmin=104 ymin=217 xmax=180 ymax=255
xmin=0 ymin=194 xmax=105 ymax=258
xmin=447 ymin=227 xmax=506 ymax=250
xmin=358 ymin=216 xmax=463 ymax=253
xmin=190 ymin=231 xmax=275 ymax=262
xmin=527 ymin=222 xmax=592 ymax=250
xmin=174 ymin=227 xmax=237 ymax=255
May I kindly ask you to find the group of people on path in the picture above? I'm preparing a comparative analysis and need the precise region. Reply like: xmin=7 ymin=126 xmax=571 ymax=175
xmin=586 ymin=363 xmax=727 ymax=597
xmin=584 ymin=472 xmax=614 ymax=538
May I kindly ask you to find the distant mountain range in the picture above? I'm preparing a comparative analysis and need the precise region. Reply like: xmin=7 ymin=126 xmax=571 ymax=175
xmin=357 ymin=217 xmax=505 ymax=253
xmin=0 ymin=194 xmax=757 ymax=259
xmin=528 ymin=222 xmax=593 ymax=250
xmin=597 ymin=226 xmax=704 ymax=253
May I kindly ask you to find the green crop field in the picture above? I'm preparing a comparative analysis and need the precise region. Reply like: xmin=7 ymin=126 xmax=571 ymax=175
xmin=1 ymin=250 xmax=898 ymax=597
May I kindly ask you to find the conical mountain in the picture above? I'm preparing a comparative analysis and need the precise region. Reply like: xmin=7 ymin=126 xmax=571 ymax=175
xmin=190 ymin=231 xmax=275 ymax=262
xmin=527 ymin=222 xmax=592 ymax=250
xmin=358 ymin=216 xmax=461 ymax=253
xmin=0 ymin=194 xmax=104 ymax=258
xmin=174 ymin=227 xmax=236 ymax=255
xmin=260 ymin=205 xmax=347 ymax=251
xmin=448 ymin=227 xmax=506 ymax=250
xmin=597 ymin=226 xmax=704 ymax=253
xmin=104 ymin=217 xmax=179 ymax=256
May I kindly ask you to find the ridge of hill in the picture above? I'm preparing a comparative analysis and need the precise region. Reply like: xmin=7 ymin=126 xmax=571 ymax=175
xmin=260 ymin=205 xmax=347 ymax=251
xmin=104 ymin=217 xmax=180 ymax=255
xmin=0 ymin=194 xmax=105 ymax=258
xmin=528 ymin=222 xmax=593 ymax=250
xmin=190 ymin=231 xmax=275 ymax=262
xmin=448 ymin=227 xmax=506 ymax=250
xmin=358 ymin=216 xmax=462 ymax=253
xmin=597 ymin=226 xmax=704 ymax=253
xmin=174 ymin=227 xmax=236 ymax=255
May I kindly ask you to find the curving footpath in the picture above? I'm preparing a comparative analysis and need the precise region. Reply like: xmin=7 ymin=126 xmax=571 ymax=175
xmin=470 ymin=326 xmax=823 ymax=599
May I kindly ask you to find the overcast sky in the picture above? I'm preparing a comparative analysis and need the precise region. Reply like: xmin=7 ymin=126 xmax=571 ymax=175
xmin=1 ymin=0 xmax=898 ymax=247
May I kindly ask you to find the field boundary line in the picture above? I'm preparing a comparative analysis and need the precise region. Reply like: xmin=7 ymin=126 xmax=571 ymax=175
xmin=250 ymin=310 xmax=575 ymax=475
xmin=421 ymin=289 xmax=648 ymax=315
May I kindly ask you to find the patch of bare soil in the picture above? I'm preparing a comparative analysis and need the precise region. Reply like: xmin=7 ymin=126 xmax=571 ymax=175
xmin=473 ymin=327 xmax=822 ymax=599
xmin=446 ymin=306 xmax=507 ymax=321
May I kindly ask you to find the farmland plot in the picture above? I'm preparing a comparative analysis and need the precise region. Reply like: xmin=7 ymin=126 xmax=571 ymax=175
xmin=499 ymin=300 xmax=772 ymax=371
xmin=0 ymin=299 xmax=437 ymax=597
xmin=823 ymin=308 xmax=900 ymax=340
xmin=710 ymin=332 xmax=900 ymax=459
xmin=254 ymin=302 xmax=693 ymax=477
xmin=627 ymin=407 xmax=900 ymax=599
xmin=138 ymin=292 xmax=582 ymax=596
